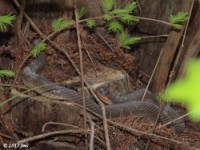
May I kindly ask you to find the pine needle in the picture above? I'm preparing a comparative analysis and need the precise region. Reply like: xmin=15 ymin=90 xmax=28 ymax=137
xmin=0 ymin=14 xmax=15 ymax=31
xmin=124 ymin=1 xmax=137 ymax=12
xmin=77 ymin=7 xmax=86 ymax=19
xmin=0 ymin=70 xmax=15 ymax=77
xmin=103 ymin=14 xmax=112 ymax=21
xmin=168 ymin=11 xmax=189 ymax=29
xmin=30 ymin=42 xmax=47 ymax=57
xmin=107 ymin=21 xmax=123 ymax=32
xmin=86 ymin=19 xmax=96 ymax=28
xmin=51 ymin=18 xmax=74 ymax=31
xmin=101 ymin=0 xmax=113 ymax=13
xmin=119 ymin=32 xmax=141 ymax=49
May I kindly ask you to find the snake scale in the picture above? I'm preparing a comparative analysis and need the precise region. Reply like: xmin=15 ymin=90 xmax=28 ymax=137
xmin=22 ymin=53 xmax=185 ymax=133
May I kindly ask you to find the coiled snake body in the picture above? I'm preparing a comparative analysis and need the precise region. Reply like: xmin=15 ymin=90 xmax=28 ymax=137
xmin=22 ymin=53 xmax=185 ymax=133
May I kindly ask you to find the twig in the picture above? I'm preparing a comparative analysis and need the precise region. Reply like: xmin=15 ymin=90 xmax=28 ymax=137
xmin=144 ymin=100 xmax=163 ymax=150
xmin=155 ymin=112 xmax=190 ymax=131
xmin=0 ymin=132 xmax=12 ymax=139
xmin=96 ymin=33 xmax=114 ymax=51
xmin=139 ymin=37 xmax=166 ymax=149
xmin=136 ymin=0 xmax=142 ymax=14
xmin=80 ymin=15 xmax=172 ymax=27
xmin=0 ymin=83 xmax=27 ymax=90
xmin=14 ymin=54 xmax=30 ymax=82
xmin=16 ymin=0 xmax=26 ymax=42
xmin=88 ymin=116 xmax=95 ymax=150
xmin=141 ymin=41 xmax=164 ymax=101
xmin=141 ymin=34 xmax=168 ymax=39
xmin=74 ymin=1 xmax=88 ymax=149
xmin=17 ymin=129 xmax=83 ymax=144
xmin=167 ymin=0 xmax=194 ymax=85
xmin=82 ymin=41 xmax=98 ymax=77
xmin=42 ymin=122 xmax=79 ymax=132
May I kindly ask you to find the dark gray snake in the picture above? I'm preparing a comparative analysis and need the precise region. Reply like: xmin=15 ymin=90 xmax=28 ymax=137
xmin=22 ymin=53 xmax=185 ymax=133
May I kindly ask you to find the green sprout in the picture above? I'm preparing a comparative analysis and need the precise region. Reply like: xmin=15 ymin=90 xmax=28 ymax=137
xmin=168 ymin=11 xmax=189 ymax=29
xmin=86 ymin=19 xmax=96 ymax=28
xmin=101 ymin=0 xmax=113 ymax=13
xmin=30 ymin=42 xmax=47 ymax=57
xmin=107 ymin=21 xmax=123 ymax=32
xmin=118 ymin=32 xmax=141 ymax=49
xmin=77 ymin=7 xmax=86 ymax=19
xmin=0 ymin=70 xmax=15 ymax=77
xmin=51 ymin=18 xmax=74 ymax=31
xmin=0 ymin=14 xmax=15 ymax=31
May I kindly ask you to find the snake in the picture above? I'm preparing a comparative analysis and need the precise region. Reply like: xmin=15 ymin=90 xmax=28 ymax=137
xmin=22 ymin=52 xmax=185 ymax=133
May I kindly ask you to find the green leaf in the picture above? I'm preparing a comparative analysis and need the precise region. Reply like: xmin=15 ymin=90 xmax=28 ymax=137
xmin=77 ymin=7 xmax=86 ymax=19
xmin=168 ymin=11 xmax=189 ymax=29
xmin=162 ymin=59 xmax=200 ymax=121
xmin=101 ymin=0 xmax=113 ymax=13
xmin=30 ymin=42 xmax=47 ymax=57
xmin=124 ymin=1 xmax=137 ymax=12
xmin=171 ymin=24 xmax=182 ymax=29
xmin=103 ymin=14 xmax=112 ymax=21
xmin=118 ymin=32 xmax=141 ymax=49
xmin=51 ymin=18 xmax=74 ymax=31
xmin=107 ymin=21 xmax=123 ymax=32
xmin=86 ymin=19 xmax=96 ymax=28
xmin=119 ymin=14 xmax=139 ymax=25
xmin=0 ymin=70 xmax=15 ymax=77
xmin=0 ymin=14 xmax=15 ymax=31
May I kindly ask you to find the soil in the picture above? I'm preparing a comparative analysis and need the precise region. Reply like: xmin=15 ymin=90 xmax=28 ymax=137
xmin=0 ymin=24 xmax=200 ymax=150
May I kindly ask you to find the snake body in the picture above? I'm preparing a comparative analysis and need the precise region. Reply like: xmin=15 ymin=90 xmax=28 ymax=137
xmin=22 ymin=53 xmax=185 ymax=133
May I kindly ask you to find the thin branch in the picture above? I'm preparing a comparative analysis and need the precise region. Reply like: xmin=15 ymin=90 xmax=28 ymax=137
xmin=80 ymin=15 xmax=172 ymax=27
xmin=155 ymin=112 xmax=190 ymax=131
xmin=167 ymin=0 xmax=194 ymax=85
xmin=74 ymin=0 xmax=88 ymax=149
xmin=17 ymin=129 xmax=83 ymax=144
xmin=141 ymin=41 xmax=164 ymax=101
xmin=145 ymin=100 xmax=163 ymax=150
xmin=141 ymin=34 xmax=168 ymax=39
xmin=139 ymin=37 xmax=166 ymax=149
xmin=16 ymin=0 xmax=26 ymax=42
xmin=96 ymin=33 xmax=114 ymax=51
xmin=82 ymin=41 xmax=98 ymax=77
xmin=42 ymin=122 xmax=79 ymax=132
xmin=88 ymin=116 xmax=95 ymax=150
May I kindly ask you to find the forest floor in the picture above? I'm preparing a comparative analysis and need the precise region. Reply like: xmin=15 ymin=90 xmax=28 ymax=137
xmin=0 ymin=27 xmax=200 ymax=150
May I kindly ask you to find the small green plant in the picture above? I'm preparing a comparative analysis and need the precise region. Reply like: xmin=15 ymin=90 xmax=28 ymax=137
xmin=162 ymin=59 xmax=200 ymax=121
xmin=0 ymin=14 xmax=15 ymax=31
xmin=30 ymin=42 xmax=47 ymax=57
xmin=51 ymin=18 xmax=74 ymax=32
xmin=168 ymin=11 xmax=189 ymax=29
xmin=50 ymin=0 xmax=189 ymax=50
xmin=77 ymin=7 xmax=86 ymax=19
xmin=0 ymin=70 xmax=15 ymax=77
xmin=101 ymin=0 xmax=113 ymax=13
xmin=0 ymin=14 xmax=15 ymax=77
xmin=118 ymin=32 xmax=141 ymax=49
xmin=86 ymin=19 xmax=96 ymax=28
